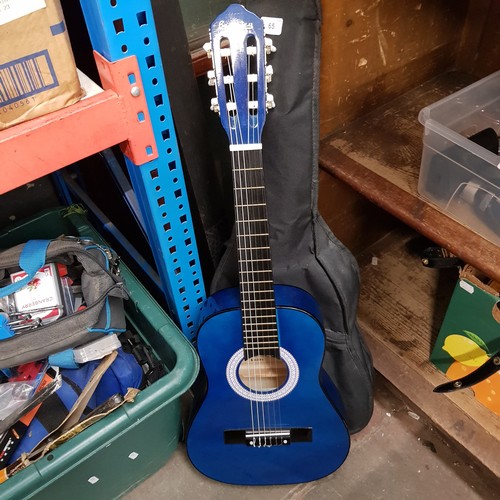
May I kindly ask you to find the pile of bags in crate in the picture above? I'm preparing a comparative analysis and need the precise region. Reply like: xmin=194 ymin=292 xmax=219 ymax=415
xmin=0 ymin=236 xmax=164 ymax=477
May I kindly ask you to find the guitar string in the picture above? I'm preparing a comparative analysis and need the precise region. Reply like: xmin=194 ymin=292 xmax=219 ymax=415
xmin=252 ymin=42 xmax=280 ymax=447
xmin=225 ymin=32 xmax=284 ymax=448
xmin=247 ymin=41 xmax=269 ymax=447
xmin=258 ymin=36 xmax=283 ymax=447
xmin=241 ymin=42 xmax=269 ymax=447
xmin=234 ymin=37 xmax=269 ymax=447
xmin=247 ymin=35 xmax=282 ymax=447
xmin=225 ymin=45 xmax=261 ymax=445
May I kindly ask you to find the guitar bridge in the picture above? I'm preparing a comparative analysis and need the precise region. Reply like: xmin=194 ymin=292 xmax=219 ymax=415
xmin=224 ymin=428 xmax=312 ymax=446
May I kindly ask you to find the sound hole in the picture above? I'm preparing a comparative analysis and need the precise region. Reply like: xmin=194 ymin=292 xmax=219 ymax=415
xmin=238 ymin=355 xmax=288 ymax=392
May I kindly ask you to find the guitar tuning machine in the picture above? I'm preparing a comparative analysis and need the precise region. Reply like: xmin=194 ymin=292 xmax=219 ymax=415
xmin=203 ymin=41 xmax=213 ymax=59
xmin=210 ymin=97 xmax=220 ymax=113
xmin=207 ymin=70 xmax=216 ymax=86
xmin=266 ymin=94 xmax=275 ymax=109
xmin=265 ymin=65 xmax=273 ymax=83
xmin=265 ymin=37 xmax=276 ymax=55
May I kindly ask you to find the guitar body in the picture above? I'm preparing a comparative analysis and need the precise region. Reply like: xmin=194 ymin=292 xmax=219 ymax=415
xmin=187 ymin=285 xmax=350 ymax=485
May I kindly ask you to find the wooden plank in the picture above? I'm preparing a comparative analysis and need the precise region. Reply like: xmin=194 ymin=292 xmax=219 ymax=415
xmin=357 ymin=227 xmax=500 ymax=479
xmin=318 ymin=169 xmax=399 ymax=256
xmin=320 ymin=144 xmax=500 ymax=283
xmin=456 ymin=0 xmax=500 ymax=78
xmin=319 ymin=0 xmax=469 ymax=137
xmin=324 ymin=72 xmax=475 ymax=196
xmin=455 ymin=0 xmax=493 ymax=76
xmin=319 ymin=72 xmax=500 ymax=283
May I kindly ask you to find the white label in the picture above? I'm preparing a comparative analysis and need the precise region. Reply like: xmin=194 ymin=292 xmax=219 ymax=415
xmin=459 ymin=280 xmax=474 ymax=295
xmin=128 ymin=452 xmax=139 ymax=460
xmin=262 ymin=16 xmax=283 ymax=36
xmin=0 ymin=0 xmax=46 ymax=27
xmin=11 ymin=263 xmax=63 ymax=323
xmin=87 ymin=476 xmax=99 ymax=485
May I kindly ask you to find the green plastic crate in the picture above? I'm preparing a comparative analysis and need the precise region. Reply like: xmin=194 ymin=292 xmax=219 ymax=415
xmin=0 ymin=208 xmax=199 ymax=499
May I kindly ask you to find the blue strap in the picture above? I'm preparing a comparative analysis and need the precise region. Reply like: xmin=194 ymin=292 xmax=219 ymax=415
xmin=0 ymin=315 xmax=13 ymax=377
xmin=0 ymin=240 xmax=51 ymax=298
xmin=0 ymin=314 xmax=14 ymax=340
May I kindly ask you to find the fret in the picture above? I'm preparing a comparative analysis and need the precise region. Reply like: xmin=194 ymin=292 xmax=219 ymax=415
xmin=242 ymin=314 xmax=276 ymax=319
xmin=246 ymin=325 xmax=276 ymax=332
xmin=238 ymin=269 xmax=272 ymax=274
xmin=242 ymin=320 xmax=277 ymax=324
xmin=239 ymin=259 xmax=271 ymax=262
xmin=235 ymin=203 xmax=266 ymax=208
xmin=243 ymin=341 xmax=279 ymax=346
xmin=240 ymin=274 xmax=273 ymax=279
xmin=243 ymin=339 xmax=279 ymax=344
xmin=242 ymin=306 xmax=275 ymax=316
xmin=237 ymin=219 xmax=268 ymax=223
xmin=241 ymin=313 xmax=276 ymax=317
xmin=236 ymin=233 xmax=269 ymax=237
xmin=244 ymin=335 xmax=276 ymax=342
xmin=244 ymin=339 xmax=278 ymax=343
xmin=243 ymin=331 xmax=278 ymax=336
xmin=240 ymin=285 xmax=273 ymax=289
xmin=234 ymin=185 xmax=265 ymax=190
xmin=237 ymin=246 xmax=271 ymax=251
xmin=240 ymin=287 xmax=274 ymax=292
xmin=243 ymin=316 xmax=278 ymax=326
xmin=240 ymin=280 xmax=273 ymax=286
xmin=240 ymin=298 xmax=274 ymax=301
xmin=239 ymin=273 xmax=273 ymax=279
xmin=233 ymin=167 xmax=263 ymax=171
xmin=243 ymin=326 xmax=277 ymax=330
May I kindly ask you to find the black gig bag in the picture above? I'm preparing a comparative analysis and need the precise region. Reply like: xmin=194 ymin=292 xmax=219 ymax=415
xmin=209 ymin=0 xmax=374 ymax=432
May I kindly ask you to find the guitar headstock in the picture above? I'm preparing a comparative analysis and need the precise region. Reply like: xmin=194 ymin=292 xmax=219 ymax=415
xmin=204 ymin=4 xmax=276 ymax=149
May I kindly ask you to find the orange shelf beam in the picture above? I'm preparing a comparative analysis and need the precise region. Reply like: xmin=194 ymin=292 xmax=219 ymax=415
xmin=0 ymin=53 xmax=157 ymax=195
xmin=0 ymin=90 xmax=125 ymax=194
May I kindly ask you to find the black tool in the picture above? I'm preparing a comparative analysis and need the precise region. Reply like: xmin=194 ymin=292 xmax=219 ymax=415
xmin=434 ymin=350 xmax=500 ymax=393
xmin=421 ymin=246 xmax=462 ymax=269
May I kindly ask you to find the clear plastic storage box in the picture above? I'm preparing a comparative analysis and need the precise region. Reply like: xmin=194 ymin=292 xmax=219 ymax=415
xmin=418 ymin=70 xmax=500 ymax=246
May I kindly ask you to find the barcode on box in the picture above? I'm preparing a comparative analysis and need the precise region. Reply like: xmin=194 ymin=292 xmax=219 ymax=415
xmin=0 ymin=50 xmax=58 ymax=106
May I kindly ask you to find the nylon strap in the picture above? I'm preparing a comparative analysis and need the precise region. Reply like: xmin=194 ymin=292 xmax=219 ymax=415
xmin=0 ymin=240 xmax=51 ymax=298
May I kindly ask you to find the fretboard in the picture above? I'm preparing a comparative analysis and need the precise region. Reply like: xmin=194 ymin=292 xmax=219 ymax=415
xmin=231 ymin=148 xmax=279 ymax=359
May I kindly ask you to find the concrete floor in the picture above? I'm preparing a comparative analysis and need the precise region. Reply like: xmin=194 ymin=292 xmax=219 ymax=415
xmin=125 ymin=376 xmax=499 ymax=499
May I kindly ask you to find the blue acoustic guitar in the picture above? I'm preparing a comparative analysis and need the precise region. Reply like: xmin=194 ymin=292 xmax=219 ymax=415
xmin=186 ymin=4 xmax=350 ymax=485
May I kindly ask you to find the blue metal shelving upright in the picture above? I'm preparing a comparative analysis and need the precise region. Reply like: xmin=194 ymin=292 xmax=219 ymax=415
xmin=80 ymin=0 xmax=206 ymax=341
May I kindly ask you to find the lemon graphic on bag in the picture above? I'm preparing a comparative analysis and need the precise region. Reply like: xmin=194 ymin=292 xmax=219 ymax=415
xmin=442 ymin=333 xmax=490 ymax=367
xmin=442 ymin=331 xmax=500 ymax=416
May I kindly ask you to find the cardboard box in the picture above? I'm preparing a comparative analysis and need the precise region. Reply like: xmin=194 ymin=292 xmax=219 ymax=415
xmin=0 ymin=0 xmax=82 ymax=130
xmin=431 ymin=266 xmax=500 ymax=415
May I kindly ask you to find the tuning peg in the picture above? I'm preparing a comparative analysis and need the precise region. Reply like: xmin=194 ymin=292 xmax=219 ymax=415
xmin=265 ymin=65 xmax=273 ymax=83
xmin=207 ymin=70 xmax=216 ymax=86
xmin=210 ymin=97 xmax=220 ymax=113
xmin=265 ymin=37 xmax=276 ymax=55
xmin=203 ymin=42 xmax=212 ymax=59
xmin=266 ymin=94 xmax=275 ymax=109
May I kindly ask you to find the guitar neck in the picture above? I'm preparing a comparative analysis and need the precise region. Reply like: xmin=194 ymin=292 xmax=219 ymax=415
xmin=231 ymin=147 xmax=279 ymax=359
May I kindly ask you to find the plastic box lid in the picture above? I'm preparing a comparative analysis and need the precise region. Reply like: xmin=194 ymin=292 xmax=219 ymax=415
xmin=418 ymin=70 xmax=500 ymax=170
